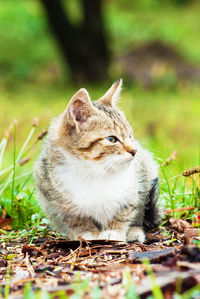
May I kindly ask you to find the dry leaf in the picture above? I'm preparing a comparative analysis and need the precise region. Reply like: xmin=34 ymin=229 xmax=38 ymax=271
xmin=169 ymin=218 xmax=191 ymax=233
xmin=0 ymin=217 xmax=13 ymax=229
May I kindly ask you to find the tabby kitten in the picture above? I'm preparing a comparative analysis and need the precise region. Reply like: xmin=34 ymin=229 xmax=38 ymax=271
xmin=34 ymin=79 xmax=160 ymax=242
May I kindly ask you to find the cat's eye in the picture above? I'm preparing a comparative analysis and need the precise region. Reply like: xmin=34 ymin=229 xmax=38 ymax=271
xmin=106 ymin=136 xmax=118 ymax=143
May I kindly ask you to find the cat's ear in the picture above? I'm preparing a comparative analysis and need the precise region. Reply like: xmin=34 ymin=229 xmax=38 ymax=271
xmin=97 ymin=79 xmax=122 ymax=106
xmin=66 ymin=88 xmax=96 ymax=130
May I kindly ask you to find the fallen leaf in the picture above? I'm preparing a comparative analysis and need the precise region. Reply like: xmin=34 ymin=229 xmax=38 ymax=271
xmin=22 ymin=244 xmax=44 ymax=257
xmin=3 ymin=254 xmax=15 ymax=260
xmin=169 ymin=217 xmax=191 ymax=232
xmin=0 ymin=218 xmax=13 ymax=229
xmin=184 ymin=228 xmax=200 ymax=245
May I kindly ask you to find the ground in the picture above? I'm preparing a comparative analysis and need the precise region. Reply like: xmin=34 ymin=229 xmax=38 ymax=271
xmin=0 ymin=223 xmax=200 ymax=299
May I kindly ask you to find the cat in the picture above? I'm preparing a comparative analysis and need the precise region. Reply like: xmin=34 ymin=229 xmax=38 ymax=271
xmin=34 ymin=79 xmax=160 ymax=243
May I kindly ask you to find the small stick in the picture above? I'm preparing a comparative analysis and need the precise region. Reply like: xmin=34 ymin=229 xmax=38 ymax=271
xmin=24 ymin=253 xmax=35 ymax=278
xmin=78 ymin=237 xmax=92 ymax=258
xmin=164 ymin=207 xmax=195 ymax=214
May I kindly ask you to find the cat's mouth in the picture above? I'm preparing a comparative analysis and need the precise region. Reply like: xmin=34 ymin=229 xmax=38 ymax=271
xmin=81 ymin=152 xmax=136 ymax=176
xmin=105 ymin=154 xmax=135 ymax=172
xmin=122 ymin=155 xmax=135 ymax=164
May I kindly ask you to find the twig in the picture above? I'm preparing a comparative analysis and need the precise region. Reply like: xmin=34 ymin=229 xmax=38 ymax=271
xmin=164 ymin=207 xmax=196 ymax=214
xmin=24 ymin=253 xmax=35 ymax=278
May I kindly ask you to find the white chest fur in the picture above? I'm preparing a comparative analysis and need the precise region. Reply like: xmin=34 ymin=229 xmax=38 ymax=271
xmin=54 ymin=152 xmax=139 ymax=225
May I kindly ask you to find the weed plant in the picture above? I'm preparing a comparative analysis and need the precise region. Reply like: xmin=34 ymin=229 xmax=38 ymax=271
xmin=0 ymin=119 xmax=45 ymax=232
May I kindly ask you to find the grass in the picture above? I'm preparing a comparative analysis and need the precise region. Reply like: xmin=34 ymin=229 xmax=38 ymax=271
xmin=4 ymin=265 xmax=10 ymax=299
xmin=0 ymin=119 xmax=44 ymax=231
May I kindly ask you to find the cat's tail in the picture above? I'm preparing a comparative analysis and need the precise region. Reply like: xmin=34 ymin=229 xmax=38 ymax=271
xmin=143 ymin=178 xmax=161 ymax=232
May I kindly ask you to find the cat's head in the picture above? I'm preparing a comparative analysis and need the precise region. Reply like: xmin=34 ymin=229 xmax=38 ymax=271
xmin=58 ymin=79 xmax=138 ymax=173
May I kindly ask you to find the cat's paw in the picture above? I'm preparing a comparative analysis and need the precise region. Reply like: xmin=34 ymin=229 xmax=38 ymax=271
xmin=81 ymin=232 xmax=97 ymax=240
xmin=98 ymin=230 xmax=126 ymax=241
xmin=127 ymin=227 xmax=146 ymax=243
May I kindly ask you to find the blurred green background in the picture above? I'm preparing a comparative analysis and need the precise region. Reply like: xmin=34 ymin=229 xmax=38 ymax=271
xmin=1 ymin=0 xmax=200 ymax=174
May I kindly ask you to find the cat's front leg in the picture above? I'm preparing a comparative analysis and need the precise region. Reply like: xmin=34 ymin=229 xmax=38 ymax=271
xmin=98 ymin=230 xmax=126 ymax=241
xmin=127 ymin=226 xmax=146 ymax=243
xmin=81 ymin=232 xmax=99 ymax=240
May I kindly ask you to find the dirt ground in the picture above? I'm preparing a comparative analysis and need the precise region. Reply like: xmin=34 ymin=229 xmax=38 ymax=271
xmin=0 ymin=221 xmax=200 ymax=298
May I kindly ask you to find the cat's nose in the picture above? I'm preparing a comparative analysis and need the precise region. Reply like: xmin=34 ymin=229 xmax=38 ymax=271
xmin=128 ymin=149 xmax=137 ymax=156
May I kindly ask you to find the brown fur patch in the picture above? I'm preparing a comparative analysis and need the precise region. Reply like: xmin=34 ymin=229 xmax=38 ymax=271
xmin=78 ymin=138 xmax=103 ymax=152
xmin=93 ymin=152 xmax=106 ymax=161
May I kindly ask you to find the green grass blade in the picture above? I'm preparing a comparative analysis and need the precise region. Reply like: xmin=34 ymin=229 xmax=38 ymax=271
xmin=11 ymin=124 xmax=16 ymax=203
xmin=24 ymin=282 xmax=35 ymax=299
xmin=0 ymin=125 xmax=36 ymax=196
xmin=0 ymin=138 xmax=7 ymax=171
xmin=0 ymin=165 xmax=13 ymax=177
xmin=143 ymin=259 xmax=164 ymax=299
xmin=16 ymin=127 xmax=35 ymax=163
xmin=4 ymin=264 xmax=10 ymax=299
xmin=160 ymin=165 xmax=175 ymax=212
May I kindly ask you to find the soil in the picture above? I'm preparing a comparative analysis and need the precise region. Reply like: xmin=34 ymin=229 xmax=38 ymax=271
xmin=0 ymin=225 xmax=200 ymax=298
